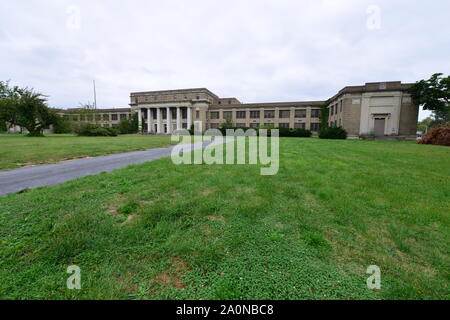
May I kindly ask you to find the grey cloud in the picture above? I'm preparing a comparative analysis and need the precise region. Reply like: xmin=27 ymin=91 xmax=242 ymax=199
xmin=0 ymin=0 xmax=449 ymax=120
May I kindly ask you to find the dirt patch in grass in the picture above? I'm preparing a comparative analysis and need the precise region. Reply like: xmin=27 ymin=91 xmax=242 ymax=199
xmin=155 ymin=257 xmax=189 ymax=289
xmin=120 ymin=214 xmax=140 ymax=226
xmin=207 ymin=215 xmax=226 ymax=224
xmin=200 ymin=224 xmax=212 ymax=234
xmin=201 ymin=188 xmax=217 ymax=196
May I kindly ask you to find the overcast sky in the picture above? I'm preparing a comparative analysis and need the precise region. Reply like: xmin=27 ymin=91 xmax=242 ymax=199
xmin=1 ymin=0 xmax=449 ymax=119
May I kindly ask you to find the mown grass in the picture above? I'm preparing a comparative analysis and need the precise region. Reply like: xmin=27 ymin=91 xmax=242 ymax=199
xmin=0 ymin=138 xmax=448 ymax=299
xmin=0 ymin=134 xmax=175 ymax=171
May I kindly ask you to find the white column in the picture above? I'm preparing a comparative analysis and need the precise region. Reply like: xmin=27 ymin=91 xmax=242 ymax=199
xmin=166 ymin=107 xmax=172 ymax=134
xmin=187 ymin=107 xmax=192 ymax=130
xmin=138 ymin=108 xmax=142 ymax=133
xmin=147 ymin=108 xmax=152 ymax=133
xmin=156 ymin=108 xmax=162 ymax=134
xmin=176 ymin=107 xmax=181 ymax=130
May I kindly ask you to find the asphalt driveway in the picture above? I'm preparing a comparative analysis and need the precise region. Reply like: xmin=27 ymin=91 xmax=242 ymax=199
xmin=0 ymin=138 xmax=227 ymax=197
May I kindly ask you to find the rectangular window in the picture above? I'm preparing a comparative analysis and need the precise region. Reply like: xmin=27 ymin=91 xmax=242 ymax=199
xmin=295 ymin=109 xmax=306 ymax=118
xmin=120 ymin=114 xmax=127 ymax=120
xmin=330 ymin=106 xmax=334 ymax=116
xmin=249 ymin=123 xmax=259 ymax=128
xmin=311 ymin=123 xmax=320 ymax=131
xmin=103 ymin=114 xmax=109 ymax=121
xmin=209 ymin=123 xmax=219 ymax=129
xmin=279 ymin=110 xmax=290 ymax=118
xmin=71 ymin=115 xmax=79 ymax=122
xmin=250 ymin=111 xmax=260 ymax=119
xmin=236 ymin=111 xmax=246 ymax=119
xmin=210 ymin=112 xmax=219 ymax=119
xmin=223 ymin=111 xmax=232 ymax=120
xmin=196 ymin=110 xmax=200 ymax=119
xmin=264 ymin=110 xmax=275 ymax=118
xmin=311 ymin=109 xmax=320 ymax=118
xmin=278 ymin=123 xmax=290 ymax=128
xmin=236 ymin=123 xmax=246 ymax=128
xmin=111 ymin=114 xmax=118 ymax=121
xmin=294 ymin=123 xmax=305 ymax=129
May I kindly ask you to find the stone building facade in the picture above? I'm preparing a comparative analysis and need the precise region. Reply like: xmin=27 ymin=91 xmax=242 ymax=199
xmin=7 ymin=108 xmax=133 ymax=134
xmin=327 ymin=81 xmax=418 ymax=138
xmin=130 ymin=81 xmax=418 ymax=138
xmin=129 ymin=88 xmax=324 ymax=134
xmin=8 ymin=81 xmax=418 ymax=137
xmin=57 ymin=108 xmax=133 ymax=128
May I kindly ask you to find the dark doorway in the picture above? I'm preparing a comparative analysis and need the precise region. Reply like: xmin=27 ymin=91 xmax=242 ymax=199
xmin=374 ymin=118 xmax=385 ymax=136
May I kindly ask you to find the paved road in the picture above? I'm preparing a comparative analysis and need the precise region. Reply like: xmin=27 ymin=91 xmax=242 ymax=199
xmin=0 ymin=138 xmax=228 ymax=197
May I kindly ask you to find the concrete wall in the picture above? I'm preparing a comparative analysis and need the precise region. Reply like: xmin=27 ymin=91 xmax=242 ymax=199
xmin=399 ymin=95 xmax=419 ymax=136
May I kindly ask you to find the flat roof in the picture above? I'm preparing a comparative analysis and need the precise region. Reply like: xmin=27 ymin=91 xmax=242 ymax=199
xmin=130 ymin=88 xmax=219 ymax=99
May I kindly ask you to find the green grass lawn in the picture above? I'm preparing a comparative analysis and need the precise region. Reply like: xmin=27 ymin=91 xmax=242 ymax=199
xmin=0 ymin=138 xmax=448 ymax=299
xmin=0 ymin=134 xmax=175 ymax=171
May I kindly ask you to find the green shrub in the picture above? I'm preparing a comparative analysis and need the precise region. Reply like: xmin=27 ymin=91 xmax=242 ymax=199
xmin=75 ymin=123 xmax=118 ymax=136
xmin=278 ymin=128 xmax=312 ymax=137
xmin=118 ymin=119 xmax=137 ymax=134
xmin=53 ymin=117 xmax=73 ymax=134
xmin=319 ymin=126 xmax=347 ymax=139
xmin=208 ymin=126 xmax=311 ymax=138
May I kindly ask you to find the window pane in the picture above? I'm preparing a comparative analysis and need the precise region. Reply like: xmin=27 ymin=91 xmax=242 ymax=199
xmin=279 ymin=110 xmax=290 ymax=118
xmin=236 ymin=111 xmax=246 ymax=119
xmin=250 ymin=111 xmax=260 ymax=119
xmin=295 ymin=109 xmax=306 ymax=118
xmin=264 ymin=110 xmax=275 ymax=118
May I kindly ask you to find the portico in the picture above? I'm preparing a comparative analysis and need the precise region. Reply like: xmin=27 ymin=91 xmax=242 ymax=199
xmin=137 ymin=106 xmax=193 ymax=134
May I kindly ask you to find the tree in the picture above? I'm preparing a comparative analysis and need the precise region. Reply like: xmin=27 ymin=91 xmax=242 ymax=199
xmin=417 ymin=117 xmax=433 ymax=133
xmin=220 ymin=116 xmax=233 ymax=129
xmin=0 ymin=81 xmax=59 ymax=136
xmin=408 ymin=73 xmax=450 ymax=125
xmin=0 ymin=119 xmax=6 ymax=132
xmin=0 ymin=81 xmax=20 ymax=132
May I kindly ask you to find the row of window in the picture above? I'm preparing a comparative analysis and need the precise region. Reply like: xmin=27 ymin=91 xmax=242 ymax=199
xmin=136 ymin=94 xmax=205 ymax=103
xmin=209 ymin=122 xmax=320 ymax=131
xmin=329 ymin=119 xmax=342 ymax=127
xmin=330 ymin=101 xmax=343 ymax=116
xmin=63 ymin=114 xmax=131 ymax=122
xmin=210 ymin=109 xmax=320 ymax=120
